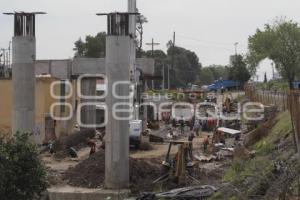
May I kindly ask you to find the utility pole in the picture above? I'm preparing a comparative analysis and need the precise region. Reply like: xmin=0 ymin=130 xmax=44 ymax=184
xmin=146 ymin=38 xmax=160 ymax=89
xmin=234 ymin=42 xmax=238 ymax=55
xmin=170 ymin=32 xmax=176 ymax=89
xmin=1 ymin=49 xmax=5 ymax=66
xmin=8 ymin=41 xmax=11 ymax=68
xmin=271 ymin=62 xmax=275 ymax=80
xmin=171 ymin=32 xmax=176 ymax=69
xmin=5 ymin=51 xmax=9 ymax=68
xmin=168 ymin=64 xmax=170 ymax=90
xmin=146 ymin=38 xmax=160 ymax=57
xmin=162 ymin=63 xmax=165 ymax=90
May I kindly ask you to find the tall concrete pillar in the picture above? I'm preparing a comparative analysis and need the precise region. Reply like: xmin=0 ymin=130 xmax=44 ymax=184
xmin=100 ymin=12 xmax=132 ymax=189
xmin=4 ymin=12 xmax=45 ymax=137
xmin=12 ymin=36 xmax=35 ymax=134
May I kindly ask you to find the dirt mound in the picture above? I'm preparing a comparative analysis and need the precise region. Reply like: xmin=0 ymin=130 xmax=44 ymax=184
xmin=138 ymin=142 xmax=153 ymax=151
xmin=63 ymin=151 xmax=162 ymax=194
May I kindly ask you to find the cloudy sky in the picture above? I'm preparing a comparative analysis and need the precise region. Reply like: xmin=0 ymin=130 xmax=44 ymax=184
xmin=0 ymin=0 xmax=299 ymax=81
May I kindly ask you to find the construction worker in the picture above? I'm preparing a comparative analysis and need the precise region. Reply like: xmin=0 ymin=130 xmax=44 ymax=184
xmin=220 ymin=132 xmax=226 ymax=144
xmin=87 ymin=139 xmax=96 ymax=156
xmin=188 ymin=132 xmax=195 ymax=159
xmin=203 ymin=135 xmax=210 ymax=153
xmin=179 ymin=116 xmax=185 ymax=135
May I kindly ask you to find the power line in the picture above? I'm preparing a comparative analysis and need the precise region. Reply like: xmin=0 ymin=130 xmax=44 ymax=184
xmin=172 ymin=68 xmax=201 ymax=73
xmin=176 ymin=42 xmax=235 ymax=50
xmin=177 ymin=34 xmax=248 ymax=47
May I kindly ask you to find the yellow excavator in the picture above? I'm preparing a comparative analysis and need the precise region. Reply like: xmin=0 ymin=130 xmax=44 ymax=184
xmin=153 ymin=141 xmax=196 ymax=184
xmin=222 ymin=92 xmax=236 ymax=113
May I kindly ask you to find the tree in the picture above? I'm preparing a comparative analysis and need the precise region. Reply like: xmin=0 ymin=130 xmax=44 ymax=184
xmin=166 ymin=44 xmax=202 ymax=88
xmin=228 ymin=54 xmax=251 ymax=85
xmin=0 ymin=132 xmax=48 ymax=200
xmin=140 ymin=43 xmax=202 ymax=89
xmin=248 ymin=19 xmax=300 ymax=89
xmin=136 ymin=11 xmax=148 ymax=55
xmin=73 ymin=32 xmax=106 ymax=58
xmin=199 ymin=65 xmax=229 ymax=85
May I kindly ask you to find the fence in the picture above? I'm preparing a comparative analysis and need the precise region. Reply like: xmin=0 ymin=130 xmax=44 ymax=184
xmin=245 ymin=85 xmax=289 ymax=111
xmin=245 ymin=85 xmax=300 ymax=151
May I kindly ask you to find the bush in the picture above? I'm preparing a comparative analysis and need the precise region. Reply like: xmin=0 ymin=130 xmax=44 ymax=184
xmin=0 ymin=132 xmax=48 ymax=200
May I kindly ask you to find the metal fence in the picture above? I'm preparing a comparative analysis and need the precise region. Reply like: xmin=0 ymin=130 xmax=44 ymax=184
xmin=245 ymin=85 xmax=300 ymax=151
xmin=245 ymin=85 xmax=289 ymax=111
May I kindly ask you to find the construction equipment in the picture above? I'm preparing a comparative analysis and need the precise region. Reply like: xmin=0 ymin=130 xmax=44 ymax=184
xmin=206 ymin=92 xmax=217 ymax=103
xmin=212 ymin=127 xmax=241 ymax=144
xmin=153 ymin=141 xmax=196 ymax=184
xmin=222 ymin=92 xmax=238 ymax=113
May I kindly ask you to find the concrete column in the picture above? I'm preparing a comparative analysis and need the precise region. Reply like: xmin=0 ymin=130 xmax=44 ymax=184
xmin=12 ymin=36 xmax=36 ymax=135
xmin=80 ymin=78 xmax=97 ymax=130
xmin=105 ymin=36 xmax=131 ymax=189
xmin=128 ymin=0 xmax=137 ymax=119
xmin=128 ymin=0 xmax=136 ymax=36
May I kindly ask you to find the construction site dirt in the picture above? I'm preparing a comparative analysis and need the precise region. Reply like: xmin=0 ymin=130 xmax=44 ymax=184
xmin=44 ymin=133 xmax=232 ymax=195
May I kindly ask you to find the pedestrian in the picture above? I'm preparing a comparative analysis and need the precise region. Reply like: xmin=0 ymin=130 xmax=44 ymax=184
xmin=203 ymin=135 xmax=210 ymax=153
xmin=193 ymin=119 xmax=201 ymax=136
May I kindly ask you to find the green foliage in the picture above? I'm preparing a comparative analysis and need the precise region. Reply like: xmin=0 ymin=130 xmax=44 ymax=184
xmin=220 ymin=111 xmax=295 ymax=199
xmin=248 ymin=18 xmax=300 ymax=89
xmin=0 ymin=132 xmax=48 ymax=200
xmin=254 ymin=112 xmax=292 ymax=155
xmin=141 ymin=45 xmax=202 ymax=89
xmin=199 ymin=65 xmax=229 ymax=85
xmin=74 ymin=32 xmax=106 ymax=58
xmin=257 ymin=79 xmax=289 ymax=91
xmin=166 ymin=45 xmax=202 ymax=88
xmin=228 ymin=55 xmax=251 ymax=85
xmin=136 ymin=12 xmax=148 ymax=53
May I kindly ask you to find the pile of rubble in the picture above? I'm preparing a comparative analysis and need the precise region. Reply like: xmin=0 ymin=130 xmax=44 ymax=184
xmin=63 ymin=150 xmax=162 ymax=194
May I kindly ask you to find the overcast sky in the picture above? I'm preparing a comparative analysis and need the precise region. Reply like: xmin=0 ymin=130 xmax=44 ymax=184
xmin=0 ymin=0 xmax=299 ymax=81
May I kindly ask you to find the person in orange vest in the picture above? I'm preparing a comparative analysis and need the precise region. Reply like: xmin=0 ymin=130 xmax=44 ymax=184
xmin=87 ymin=139 xmax=96 ymax=156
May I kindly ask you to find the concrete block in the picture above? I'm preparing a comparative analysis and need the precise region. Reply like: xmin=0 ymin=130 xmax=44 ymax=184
xmin=72 ymin=57 xmax=106 ymax=75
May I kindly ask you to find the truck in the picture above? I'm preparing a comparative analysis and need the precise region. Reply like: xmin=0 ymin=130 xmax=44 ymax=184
xmin=207 ymin=80 xmax=240 ymax=92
